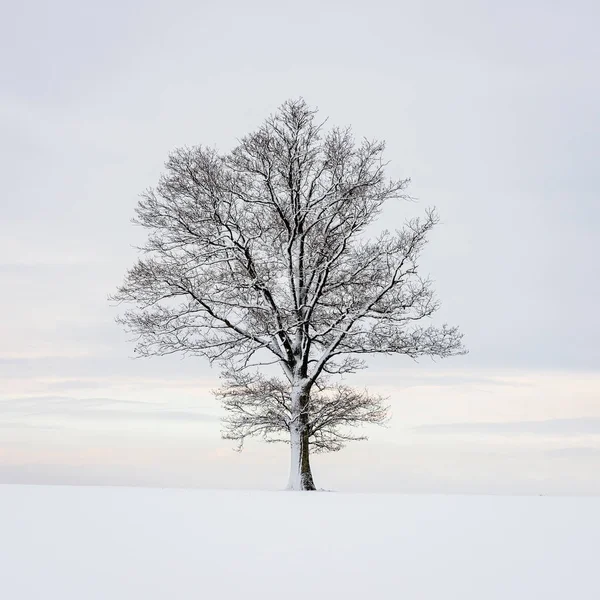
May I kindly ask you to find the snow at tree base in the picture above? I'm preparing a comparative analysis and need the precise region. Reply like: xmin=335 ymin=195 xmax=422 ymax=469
xmin=1 ymin=485 xmax=598 ymax=599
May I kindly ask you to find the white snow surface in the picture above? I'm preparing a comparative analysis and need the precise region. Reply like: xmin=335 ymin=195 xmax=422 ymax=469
xmin=1 ymin=485 xmax=598 ymax=599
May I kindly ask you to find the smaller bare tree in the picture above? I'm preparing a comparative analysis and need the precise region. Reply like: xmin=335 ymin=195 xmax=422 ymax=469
xmin=219 ymin=371 xmax=389 ymax=464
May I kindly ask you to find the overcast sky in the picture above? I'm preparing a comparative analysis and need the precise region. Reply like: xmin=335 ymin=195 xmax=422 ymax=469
xmin=1 ymin=0 xmax=599 ymax=494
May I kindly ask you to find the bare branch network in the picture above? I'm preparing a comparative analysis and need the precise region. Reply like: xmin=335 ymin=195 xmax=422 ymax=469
xmin=218 ymin=372 xmax=389 ymax=453
xmin=112 ymin=98 xmax=466 ymax=490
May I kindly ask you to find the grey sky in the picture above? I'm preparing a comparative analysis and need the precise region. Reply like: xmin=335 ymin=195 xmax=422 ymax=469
xmin=1 ymin=0 xmax=599 ymax=493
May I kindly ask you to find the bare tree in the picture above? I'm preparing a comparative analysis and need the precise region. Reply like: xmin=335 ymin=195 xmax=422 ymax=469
xmin=112 ymin=98 xmax=465 ymax=490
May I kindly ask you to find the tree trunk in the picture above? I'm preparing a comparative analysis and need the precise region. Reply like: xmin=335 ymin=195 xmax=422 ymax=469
xmin=286 ymin=387 xmax=316 ymax=491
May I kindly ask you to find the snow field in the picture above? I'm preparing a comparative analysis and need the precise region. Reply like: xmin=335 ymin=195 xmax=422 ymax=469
xmin=0 ymin=485 xmax=598 ymax=599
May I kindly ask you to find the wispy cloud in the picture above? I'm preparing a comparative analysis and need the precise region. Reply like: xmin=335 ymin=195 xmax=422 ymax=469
xmin=358 ymin=369 xmax=536 ymax=389
xmin=547 ymin=447 xmax=600 ymax=458
xmin=415 ymin=418 xmax=600 ymax=436
xmin=0 ymin=395 xmax=219 ymax=424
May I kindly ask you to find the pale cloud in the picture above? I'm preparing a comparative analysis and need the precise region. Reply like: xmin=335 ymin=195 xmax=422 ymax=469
xmin=548 ymin=447 xmax=600 ymax=458
xmin=415 ymin=418 xmax=600 ymax=436
xmin=0 ymin=395 xmax=219 ymax=424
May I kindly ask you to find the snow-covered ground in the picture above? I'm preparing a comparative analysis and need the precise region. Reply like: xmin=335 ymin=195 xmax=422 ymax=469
xmin=1 ymin=485 xmax=598 ymax=599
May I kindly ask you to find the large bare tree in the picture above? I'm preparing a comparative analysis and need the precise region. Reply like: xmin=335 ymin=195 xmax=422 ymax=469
xmin=112 ymin=99 xmax=465 ymax=490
